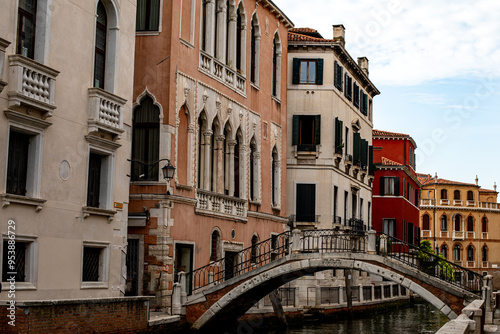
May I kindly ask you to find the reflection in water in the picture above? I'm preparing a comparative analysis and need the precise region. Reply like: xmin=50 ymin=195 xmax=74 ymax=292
xmin=264 ymin=302 xmax=448 ymax=334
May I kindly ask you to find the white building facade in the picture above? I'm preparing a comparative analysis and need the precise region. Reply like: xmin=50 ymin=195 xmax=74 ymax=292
xmin=0 ymin=0 xmax=136 ymax=300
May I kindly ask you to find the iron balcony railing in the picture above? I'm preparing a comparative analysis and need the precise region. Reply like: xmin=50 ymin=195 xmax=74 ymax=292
xmin=347 ymin=218 xmax=366 ymax=232
xmin=187 ymin=231 xmax=291 ymax=294
xmin=377 ymin=233 xmax=482 ymax=295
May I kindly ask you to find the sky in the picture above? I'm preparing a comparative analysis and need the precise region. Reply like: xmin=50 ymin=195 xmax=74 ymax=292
xmin=273 ymin=0 xmax=500 ymax=191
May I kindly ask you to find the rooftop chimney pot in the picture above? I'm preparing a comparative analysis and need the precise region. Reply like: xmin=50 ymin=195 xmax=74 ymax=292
xmin=358 ymin=57 xmax=369 ymax=77
xmin=333 ymin=24 xmax=345 ymax=47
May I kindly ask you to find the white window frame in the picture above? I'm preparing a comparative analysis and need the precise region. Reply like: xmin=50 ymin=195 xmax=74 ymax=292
xmin=2 ymin=111 xmax=50 ymax=210
xmin=384 ymin=177 xmax=396 ymax=196
xmin=86 ymin=146 xmax=114 ymax=211
xmin=81 ymin=241 xmax=110 ymax=289
xmin=1 ymin=234 xmax=38 ymax=290
xmin=383 ymin=218 xmax=395 ymax=237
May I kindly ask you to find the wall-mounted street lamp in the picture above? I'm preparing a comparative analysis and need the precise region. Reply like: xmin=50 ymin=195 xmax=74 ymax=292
xmin=128 ymin=158 xmax=176 ymax=194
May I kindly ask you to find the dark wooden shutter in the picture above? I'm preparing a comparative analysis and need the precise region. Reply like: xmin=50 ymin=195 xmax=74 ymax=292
xmin=339 ymin=66 xmax=343 ymax=92
xmin=7 ymin=131 xmax=29 ymax=196
xmin=380 ymin=177 xmax=385 ymax=196
xmin=87 ymin=153 xmax=102 ymax=208
xmin=292 ymin=115 xmax=299 ymax=145
xmin=292 ymin=58 xmax=300 ymax=84
xmin=394 ymin=177 xmax=400 ymax=196
xmin=361 ymin=139 xmax=368 ymax=167
xmin=334 ymin=61 xmax=338 ymax=88
xmin=353 ymin=133 xmax=360 ymax=163
xmin=368 ymin=145 xmax=373 ymax=174
xmin=316 ymin=58 xmax=323 ymax=85
xmin=314 ymin=115 xmax=321 ymax=145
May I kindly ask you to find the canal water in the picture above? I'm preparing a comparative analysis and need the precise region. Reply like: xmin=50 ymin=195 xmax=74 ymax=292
xmin=261 ymin=301 xmax=448 ymax=334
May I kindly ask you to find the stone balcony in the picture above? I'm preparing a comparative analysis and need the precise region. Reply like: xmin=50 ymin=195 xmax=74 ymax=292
xmin=199 ymin=51 xmax=246 ymax=95
xmin=88 ymin=87 xmax=126 ymax=139
xmin=7 ymin=55 xmax=59 ymax=117
xmin=195 ymin=189 xmax=247 ymax=221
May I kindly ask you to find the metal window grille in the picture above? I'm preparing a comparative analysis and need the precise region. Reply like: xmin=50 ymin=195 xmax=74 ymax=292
xmin=374 ymin=286 xmax=382 ymax=300
xmin=363 ymin=286 xmax=372 ymax=301
xmin=383 ymin=285 xmax=391 ymax=298
xmin=2 ymin=241 xmax=26 ymax=282
xmin=83 ymin=247 xmax=101 ymax=281
xmin=321 ymin=287 xmax=340 ymax=305
xmin=392 ymin=285 xmax=399 ymax=297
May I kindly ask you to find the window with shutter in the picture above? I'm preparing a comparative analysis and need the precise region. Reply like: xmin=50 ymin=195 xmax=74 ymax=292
xmin=353 ymin=82 xmax=360 ymax=108
xmin=316 ymin=58 xmax=323 ymax=85
xmin=292 ymin=115 xmax=299 ymax=145
xmin=294 ymin=115 xmax=320 ymax=152
xmin=292 ymin=58 xmax=300 ymax=84
xmin=334 ymin=61 xmax=343 ymax=91
xmin=353 ymin=133 xmax=360 ymax=165
xmin=334 ymin=117 xmax=343 ymax=154
xmin=361 ymin=139 xmax=368 ymax=168
xmin=297 ymin=59 xmax=321 ymax=84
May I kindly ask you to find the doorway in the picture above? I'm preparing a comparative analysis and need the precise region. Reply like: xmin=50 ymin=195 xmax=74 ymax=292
xmin=174 ymin=243 xmax=193 ymax=295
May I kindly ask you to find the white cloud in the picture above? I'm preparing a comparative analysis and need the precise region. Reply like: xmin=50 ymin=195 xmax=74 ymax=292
xmin=273 ymin=0 xmax=500 ymax=86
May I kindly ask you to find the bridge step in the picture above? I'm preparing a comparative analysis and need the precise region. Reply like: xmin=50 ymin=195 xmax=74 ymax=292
xmin=484 ymin=325 xmax=500 ymax=334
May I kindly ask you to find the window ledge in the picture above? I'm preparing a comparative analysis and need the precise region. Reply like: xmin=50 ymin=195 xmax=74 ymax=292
xmin=249 ymin=200 xmax=261 ymax=206
xmin=1 ymin=282 xmax=37 ymax=290
xmin=176 ymin=183 xmax=193 ymax=191
xmin=82 ymin=206 xmax=116 ymax=222
xmin=136 ymin=31 xmax=160 ymax=36
xmin=271 ymin=96 xmax=281 ymax=104
xmin=250 ymin=82 xmax=260 ymax=91
xmin=81 ymin=282 xmax=109 ymax=289
xmin=295 ymin=151 xmax=319 ymax=159
xmin=1 ymin=193 xmax=46 ymax=212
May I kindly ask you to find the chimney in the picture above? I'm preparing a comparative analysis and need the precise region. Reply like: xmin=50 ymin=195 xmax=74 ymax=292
xmin=434 ymin=172 xmax=438 ymax=180
xmin=333 ymin=24 xmax=345 ymax=47
xmin=475 ymin=175 xmax=478 ymax=186
xmin=358 ymin=57 xmax=369 ymax=76
xmin=495 ymin=182 xmax=497 ymax=192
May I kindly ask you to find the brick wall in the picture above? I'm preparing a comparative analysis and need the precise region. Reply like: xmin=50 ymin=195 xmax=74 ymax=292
xmin=0 ymin=297 xmax=150 ymax=334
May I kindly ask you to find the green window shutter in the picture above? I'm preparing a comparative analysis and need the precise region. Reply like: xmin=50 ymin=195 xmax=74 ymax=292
xmin=339 ymin=120 xmax=343 ymax=146
xmin=339 ymin=66 xmax=343 ymax=92
xmin=368 ymin=145 xmax=373 ymax=174
xmin=395 ymin=177 xmax=400 ymax=196
xmin=292 ymin=58 xmax=300 ymax=84
xmin=380 ymin=177 xmax=385 ymax=196
xmin=314 ymin=115 xmax=321 ymax=145
xmin=334 ymin=61 xmax=338 ymax=88
xmin=316 ymin=59 xmax=323 ymax=85
xmin=334 ymin=117 xmax=339 ymax=147
xmin=361 ymin=139 xmax=368 ymax=167
xmin=353 ymin=133 xmax=360 ymax=163
xmin=292 ymin=115 xmax=299 ymax=145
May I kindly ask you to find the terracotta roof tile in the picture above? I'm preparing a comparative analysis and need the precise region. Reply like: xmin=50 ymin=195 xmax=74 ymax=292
xmin=373 ymin=129 xmax=410 ymax=138
xmin=380 ymin=156 xmax=403 ymax=167
xmin=288 ymin=31 xmax=334 ymax=43
xmin=417 ymin=175 xmax=478 ymax=187
xmin=290 ymin=28 xmax=324 ymax=38
xmin=479 ymin=188 xmax=498 ymax=193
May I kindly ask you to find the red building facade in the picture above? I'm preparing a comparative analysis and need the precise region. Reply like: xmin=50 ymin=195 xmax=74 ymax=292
xmin=372 ymin=130 xmax=421 ymax=245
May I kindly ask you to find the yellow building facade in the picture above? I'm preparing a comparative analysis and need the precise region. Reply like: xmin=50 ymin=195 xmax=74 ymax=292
xmin=418 ymin=174 xmax=500 ymax=278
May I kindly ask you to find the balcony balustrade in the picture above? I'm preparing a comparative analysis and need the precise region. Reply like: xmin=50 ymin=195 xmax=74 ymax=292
xmin=440 ymin=199 xmax=449 ymax=205
xmin=88 ymin=88 xmax=126 ymax=139
xmin=8 ymin=55 xmax=59 ymax=117
xmin=466 ymin=200 xmax=476 ymax=207
xmin=199 ymin=51 xmax=246 ymax=95
xmin=453 ymin=200 xmax=463 ymax=206
xmin=466 ymin=231 xmax=475 ymax=239
xmin=196 ymin=189 xmax=247 ymax=219
xmin=440 ymin=231 xmax=449 ymax=238
xmin=421 ymin=230 xmax=432 ymax=238
xmin=452 ymin=230 xmax=464 ymax=240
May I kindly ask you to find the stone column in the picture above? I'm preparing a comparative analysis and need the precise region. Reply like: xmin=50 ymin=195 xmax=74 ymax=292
xmin=205 ymin=0 xmax=215 ymax=56
xmin=359 ymin=285 xmax=363 ymax=302
xmin=292 ymin=229 xmax=301 ymax=253
xmin=254 ymin=152 xmax=261 ymax=201
xmin=226 ymin=10 xmax=236 ymax=67
xmin=203 ymin=131 xmax=212 ymax=190
xmin=380 ymin=234 xmax=388 ymax=254
xmin=216 ymin=1 xmax=227 ymax=62
xmin=216 ymin=135 xmax=225 ymax=193
xmin=367 ymin=229 xmax=376 ymax=254
xmin=228 ymin=139 xmax=236 ymax=196
xmin=172 ymin=283 xmax=182 ymax=315
xmin=315 ymin=285 xmax=321 ymax=307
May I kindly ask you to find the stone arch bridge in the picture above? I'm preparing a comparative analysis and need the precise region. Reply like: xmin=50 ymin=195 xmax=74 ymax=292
xmin=177 ymin=230 xmax=483 ymax=332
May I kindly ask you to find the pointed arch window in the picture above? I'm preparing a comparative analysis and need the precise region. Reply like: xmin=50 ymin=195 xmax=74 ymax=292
xmin=94 ymin=1 xmax=107 ymax=89
xmin=131 ymin=96 xmax=160 ymax=181
xmin=250 ymin=14 xmax=260 ymax=84
xmin=272 ymin=34 xmax=281 ymax=98
xmin=441 ymin=244 xmax=448 ymax=259
xmin=441 ymin=215 xmax=447 ymax=231
xmin=234 ymin=129 xmax=241 ymax=198
xmin=482 ymin=217 xmax=488 ymax=233
xmin=249 ymin=137 xmax=258 ymax=201
xmin=453 ymin=244 xmax=461 ymax=261
xmin=177 ymin=105 xmax=189 ymax=185
xmin=422 ymin=214 xmax=430 ymax=230
xmin=482 ymin=246 xmax=488 ymax=262
xmin=467 ymin=245 xmax=474 ymax=261
xmin=467 ymin=216 xmax=474 ymax=232
xmin=271 ymin=146 xmax=279 ymax=207
xmin=454 ymin=214 xmax=462 ymax=231
xmin=210 ymin=230 xmax=221 ymax=261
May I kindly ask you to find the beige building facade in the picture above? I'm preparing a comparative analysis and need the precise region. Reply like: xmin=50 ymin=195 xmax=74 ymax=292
xmin=0 ymin=0 xmax=136 ymax=300
xmin=285 ymin=26 xmax=380 ymax=303
xmin=419 ymin=174 xmax=500 ymax=278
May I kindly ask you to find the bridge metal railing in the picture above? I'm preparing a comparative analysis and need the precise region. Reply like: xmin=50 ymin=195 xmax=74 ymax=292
xmin=187 ymin=231 xmax=291 ymax=295
xmin=378 ymin=233 xmax=483 ymax=295
xmin=301 ymin=229 xmax=367 ymax=253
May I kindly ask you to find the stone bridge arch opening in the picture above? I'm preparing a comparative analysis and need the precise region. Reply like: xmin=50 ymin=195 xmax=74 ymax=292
xmin=188 ymin=253 xmax=477 ymax=331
